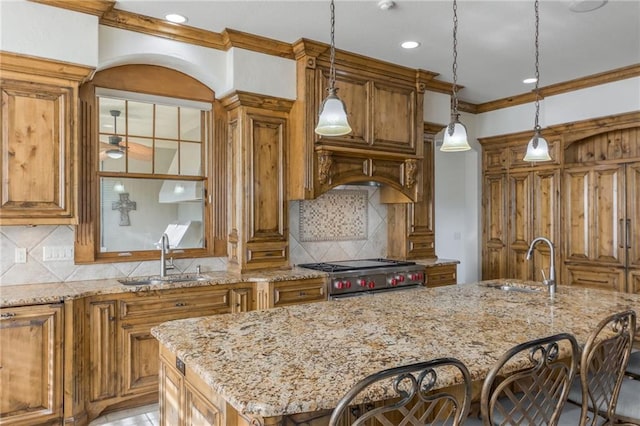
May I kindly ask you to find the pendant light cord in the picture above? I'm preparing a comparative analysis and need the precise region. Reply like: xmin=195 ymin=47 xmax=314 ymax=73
xmin=451 ymin=0 xmax=459 ymax=116
xmin=533 ymin=0 xmax=541 ymax=130
xmin=329 ymin=0 xmax=337 ymax=91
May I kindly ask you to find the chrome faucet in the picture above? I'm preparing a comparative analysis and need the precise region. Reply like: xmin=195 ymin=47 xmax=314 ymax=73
xmin=160 ymin=233 xmax=174 ymax=278
xmin=526 ymin=236 xmax=556 ymax=298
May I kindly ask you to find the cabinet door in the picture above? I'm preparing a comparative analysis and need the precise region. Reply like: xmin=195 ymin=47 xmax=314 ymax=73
xmin=0 ymin=304 xmax=63 ymax=424
xmin=184 ymin=382 xmax=220 ymax=426
xmin=532 ymin=170 xmax=560 ymax=282
xmin=231 ymin=287 xmax=252 ymax=313
xmin=371 ymin=81 xmax=416 ymax=153
xmin=564 ymin=167 xmax=591 ymax=262
xmin=120 ymin=322 xmax=159 ymax=396
xmin=507 ymin=172 xmax=532 ymax=280
xmin=0 ymin=79 xmax=76 ymax=224
xmin=482 ymin=174 xmax=507 ymax=279
xmin=592 ymin=166 xmax=625 ymax=265
xmin=424 ymin=264 xmax=457 ymax=288
xmin=89 ymin=300 xmax=118 ymax=401
xmin=159 ymin=356 xmax=183 ymax=426
xmin=628 ymin=269 xmax=640 ymax=294
xmin=627 ymin=163 xmax=640 ymax=269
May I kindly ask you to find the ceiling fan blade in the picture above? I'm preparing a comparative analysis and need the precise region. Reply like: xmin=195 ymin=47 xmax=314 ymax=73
xmin=121 ymin=141 xmax=153 ymax=160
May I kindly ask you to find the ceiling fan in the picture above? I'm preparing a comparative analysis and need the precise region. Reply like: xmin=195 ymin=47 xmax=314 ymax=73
xmin=99 ymin=110 xmax=152 ymax=161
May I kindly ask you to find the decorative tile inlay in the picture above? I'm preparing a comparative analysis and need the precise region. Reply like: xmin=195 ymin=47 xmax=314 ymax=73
xmin=299 ymin=190 xmax=368 ymax=242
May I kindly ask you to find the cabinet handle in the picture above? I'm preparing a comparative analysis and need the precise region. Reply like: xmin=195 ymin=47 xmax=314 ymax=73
xmin=175 ymin=302 xmax=186 ymax=307
xmin=299 ymin=291 xmax=307 ymax=297
xmin=619 ymin=219 xmax=625 ymax=249
xmin=626 ymin=219 xmax=631 ymax=249
xmin=0 ymin=313 xmax=15 ymax=319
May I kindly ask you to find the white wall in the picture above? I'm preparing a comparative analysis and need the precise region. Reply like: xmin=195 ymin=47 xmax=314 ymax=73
xmin=0 ymin=0 xmax=98 ymax=66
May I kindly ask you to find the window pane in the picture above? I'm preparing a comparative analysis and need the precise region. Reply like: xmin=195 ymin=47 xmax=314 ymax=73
xmin=180 ymin=142 xmax=202 ymax=176
xmin=180 ymin=108 xmax=202 ymax=141
xmin=98 ymin=98 xmax=126 ymax=134
xmin=155 ymin=104 xmax=179 ymax=139
xmin=99 ymin=134 xmax=126 ymax=172
xmin=127 ymin=137 xmax=153 ymax=174
xmin=155 ymin=140 xmax=179 ymax=174
xmin=128 ymin=101 xmax=154 ymax=137
xmin=100 ymin=177 xmax=204 ymax=252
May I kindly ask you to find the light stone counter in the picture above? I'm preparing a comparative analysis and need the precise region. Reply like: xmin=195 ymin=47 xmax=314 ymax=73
xmin=151 ymin=281 xmax=640 ymax=421
xmin=0 ymin=267 xmax=327 ymax=307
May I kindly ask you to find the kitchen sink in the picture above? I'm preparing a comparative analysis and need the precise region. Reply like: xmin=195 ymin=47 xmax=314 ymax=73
xmin=482 ymin=281 xmax=543 ymax=294
xmin=118 ymin=274 xmax=210 ymax=286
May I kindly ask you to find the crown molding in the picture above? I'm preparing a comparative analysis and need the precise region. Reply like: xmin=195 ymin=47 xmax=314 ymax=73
xmin=0 ymin=51 xmax=94 ymax=82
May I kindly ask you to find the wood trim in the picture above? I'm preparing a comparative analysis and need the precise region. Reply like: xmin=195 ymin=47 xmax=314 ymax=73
xmin=29 ymin=0 xmax=115 ymax=17
xmin=476 ymin=64 xmax=640 ymax=113
xmin=0 ymin=51 xmax=94 ymax=82
xmin=99 ymin=9 xmax=294 ymax=59
xmin=220 ymin=91 xmax=294 ymax=112
xmin=424 ymin=122 xmax=445 ymax=135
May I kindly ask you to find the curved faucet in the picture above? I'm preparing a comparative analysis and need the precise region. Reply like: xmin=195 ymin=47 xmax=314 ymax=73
xmin=526 ymin=237 xmax=556 ymax=298
xmin=160 ymin=233 xmax=174 ymax=278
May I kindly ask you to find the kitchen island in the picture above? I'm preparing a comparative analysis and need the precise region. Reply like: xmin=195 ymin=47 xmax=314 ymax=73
xmin=151 ymin=281 xmax=640 ymax=425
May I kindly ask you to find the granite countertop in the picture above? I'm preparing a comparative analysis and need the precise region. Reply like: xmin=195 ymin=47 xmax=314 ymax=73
xmin=151 ymin=281 xmax=640 ymax=419
xmin=0 ymin=267 xmax=328 ymax=307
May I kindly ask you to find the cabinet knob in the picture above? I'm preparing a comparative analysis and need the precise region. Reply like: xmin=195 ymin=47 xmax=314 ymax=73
xmin=299 ymin=291 xmax=307 ymax=297
xmin=175 ymin=302 xmax=186 ymax=307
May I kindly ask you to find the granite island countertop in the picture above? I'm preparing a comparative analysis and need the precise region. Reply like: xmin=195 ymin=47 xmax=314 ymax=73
xmin=151 ymin=281 xmax=640 ymax=420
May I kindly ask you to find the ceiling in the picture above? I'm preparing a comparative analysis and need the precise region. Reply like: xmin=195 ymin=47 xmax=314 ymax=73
xmin=114 ymin=0 xmax=640 ymax=105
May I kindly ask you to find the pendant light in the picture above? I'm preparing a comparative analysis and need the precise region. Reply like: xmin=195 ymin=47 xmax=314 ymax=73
xmin=441 ymin=0 xmax=471 ymax=152
xmin=314 ymin=0 xmax=352 ymax=137
xmin=106 ymin=110 xmax=125 ymax=159
xmin=523 ymin=0 xmax=551 ymax=162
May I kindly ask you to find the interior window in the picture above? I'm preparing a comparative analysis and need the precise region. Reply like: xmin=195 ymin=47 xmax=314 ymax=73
xmin=97 ymin=94 xmax=208 ymax=255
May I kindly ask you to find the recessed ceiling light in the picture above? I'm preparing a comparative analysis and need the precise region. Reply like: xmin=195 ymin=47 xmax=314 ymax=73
xmin=523 ymin=77 xmax=538 ymax=84
xmin=569 ymin=0 xmax=608 ymax=13
xmin=401 ymin=41 xmax=420 ymax=49
xmin=378 ymin=0 xmax=396 ymax=11
xmin=165 ymin=13 xmax=187 ymax=24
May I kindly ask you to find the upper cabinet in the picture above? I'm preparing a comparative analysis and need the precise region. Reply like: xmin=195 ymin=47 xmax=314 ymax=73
xmin=289 ymin=40 xmax=435 ymax=201
xmin=0 ymin=52 xmax=93 ymax=225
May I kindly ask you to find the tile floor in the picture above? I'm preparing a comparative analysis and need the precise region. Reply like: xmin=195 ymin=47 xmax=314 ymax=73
xmin=89 ymin=403 xmax=158 ymax=426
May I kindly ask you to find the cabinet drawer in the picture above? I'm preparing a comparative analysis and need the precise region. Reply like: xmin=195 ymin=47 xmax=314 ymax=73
xmin=425 ymin=265 xmax=457 ymax=288
xmin=565 ymin=265 xmax=625 ymax=292
xmin=120 ymin=288 xmax=231 ymax=319
xmin=273 ymin=278 xmax=327 ymax=307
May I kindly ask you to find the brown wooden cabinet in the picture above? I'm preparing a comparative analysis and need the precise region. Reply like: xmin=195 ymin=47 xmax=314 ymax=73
xmin=86 ymin=285 xmax=252 ymax=419
xmin=387 ymin=123 xmax=437 ymax=259
xmin=289 ymin=40 xmax=431 ymax=201
xmin=222 ymin=92 xmax=293 ymax=273
xmin=0 ymin=303 xmax=64 ymax=424
xmin=424 ymin=264 xmax=457 ymax=288
xmin=254 ymin=277 xmax=327 ymax=310
xmin=480 ymin=112 xmax=640 ymax=292
xmin=0 ymin=52 xmax=92 ymax=225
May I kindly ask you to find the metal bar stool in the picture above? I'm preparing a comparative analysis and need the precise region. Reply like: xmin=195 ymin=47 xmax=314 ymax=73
xmin=466 ymin=333 xmax=579 ymax=426
xmin=561 ymin=310 xmax=637 ymax=426
xmin=328 ymin=357 xmax=472 ymax=426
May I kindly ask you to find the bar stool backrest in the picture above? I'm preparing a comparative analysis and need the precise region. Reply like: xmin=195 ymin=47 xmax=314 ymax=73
xmin=328 ymin=357 xmax=472 ymax=426
xmin=480 ymin=333 xmax=580 ymax=426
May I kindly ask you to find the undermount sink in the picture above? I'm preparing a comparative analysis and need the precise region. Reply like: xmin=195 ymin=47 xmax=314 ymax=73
xmin=118 ymin=274 xmax=209 ymax=286
xmin=482 ymin=282 xmax=543 ymax=294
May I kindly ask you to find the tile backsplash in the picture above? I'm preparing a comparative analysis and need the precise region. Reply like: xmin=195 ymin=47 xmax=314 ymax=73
xmin=0 ymin=186 xmax=387 ymax=286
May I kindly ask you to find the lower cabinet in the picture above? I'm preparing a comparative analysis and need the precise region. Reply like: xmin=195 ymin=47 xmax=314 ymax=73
xmin=564 ymin=264 xmax=626 ymax=292
xmin=424 ymin=264 xmax=457 ymax=288
xmin=254 ymin=277 xmax=327 ymax=310
xmin=0 ymin=303 xmax=63 ymax=425
xmin=86 ymin=285 xmax=252 ymax=420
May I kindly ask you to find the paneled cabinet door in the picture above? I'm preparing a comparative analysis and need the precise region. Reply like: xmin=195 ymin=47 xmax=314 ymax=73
xmin=482 ymin=173 xmax=507 ymax=279
xmin=0 ymin=304 xmax=63 ymax=424
xmin=120 ymin=322 xmax=159 ymax=397
xmin=507 ymin=172 xmax=532 ymax=280
xmin=627 ymin=163 xmax=640 ymax=269
xmin=159 ymin=356 xmax=183 ymax=425
xmin=0 ymin=79 xmax=77 ymax=224
xmin=89 ymin=300 xmax=118 ymax=402
xmin=564 ymin=165 xmax=625 ymax=266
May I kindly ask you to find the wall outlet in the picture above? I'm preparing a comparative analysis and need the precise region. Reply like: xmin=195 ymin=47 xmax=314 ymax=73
xmin=43 ymin=246 xmax=74 ymax=261
xmin=15 ymin=248 xmax=27 ymax=263
xmin=453 ymin=232 xmax=462 ymax=241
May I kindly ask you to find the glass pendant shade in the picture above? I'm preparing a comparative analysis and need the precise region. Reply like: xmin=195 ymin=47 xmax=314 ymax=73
xmin=523 ymin=129 xmax=551 ymax=162
xmin=315 ymin=89 xmax=352 ymax=136
xmin=106 ymin=148 xmax=124 ymax=159
xmin=440 ymin=116 xmax=471 ymax=152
